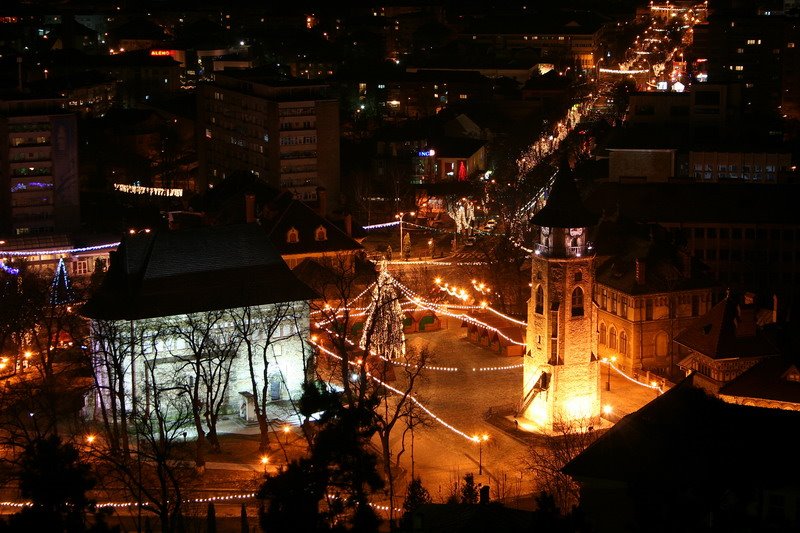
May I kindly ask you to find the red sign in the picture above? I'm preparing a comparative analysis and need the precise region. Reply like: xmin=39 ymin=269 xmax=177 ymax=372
xmin=150 ymin=50 xmax=173 ymax=56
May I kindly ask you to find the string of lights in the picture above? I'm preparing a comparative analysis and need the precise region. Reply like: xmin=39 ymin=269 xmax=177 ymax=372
xmin=0 ymin=242 xmax=120 ymax=257
xmin=0 ymin=492 xmax=258 ymax=509
xmin=601 ymin=359 xmax=663 ymax=393
xmin=311 ymin=340 xmax=477 ymax=443
xmin=362 ymin=221 xmax=400 ymax=230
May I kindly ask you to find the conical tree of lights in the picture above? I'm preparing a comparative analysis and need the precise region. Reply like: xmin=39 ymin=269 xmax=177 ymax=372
xmin=360 ymin=261 xmax=406 ymax=359
xmin=50 ymin=257 xmax=75 ymax=306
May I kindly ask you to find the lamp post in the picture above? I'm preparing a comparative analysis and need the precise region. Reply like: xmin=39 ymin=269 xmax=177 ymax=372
xmin=260 ymin=455 xmax=269 ymax=477
xmin=395 ymin=211 xmax=415 ymax=260
xmin=605 ymin=355 xmax=617 ymax=391
xmin=473 ymin=434 xmax=489 ymax=475
xmin=282 ymin=425 xmax=290 ymax=446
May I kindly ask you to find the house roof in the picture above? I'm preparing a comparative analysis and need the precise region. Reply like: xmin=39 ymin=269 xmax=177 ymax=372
xmin=531 ymin=168 xmax=598 ymax=228
xmin=563 ymin=377 xmax=800 ymax=485
xmin=81 ymin=224 xmax=317 ymax=320
xmin=263 ymin=200 xmax=363 ymax=256
xmin=593 ymin=219 xmax=715 ymax=295
xmin=718 ymin=356 xmax=800 ymax=405
xmin=674 ymin=295 xmax=780 ymax=360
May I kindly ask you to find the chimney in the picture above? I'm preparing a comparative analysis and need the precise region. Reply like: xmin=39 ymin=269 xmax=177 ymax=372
xmin=635 ymin=258 xmax=646 ymax=285
xmin=245 ymin=194 xmax=257 ymax=223
xmin=344 ymin=213 xmax=353 ymax=237
xmin=317 ymin=187 xmax=328 ymax=215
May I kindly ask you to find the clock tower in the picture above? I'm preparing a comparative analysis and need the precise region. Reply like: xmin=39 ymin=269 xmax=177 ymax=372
xmin=520 ymin=168 xmax=601 ymax=431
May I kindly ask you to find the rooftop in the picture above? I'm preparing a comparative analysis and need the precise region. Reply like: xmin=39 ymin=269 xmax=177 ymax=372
xmin=81 ymin=224 xmax=317 ymax=320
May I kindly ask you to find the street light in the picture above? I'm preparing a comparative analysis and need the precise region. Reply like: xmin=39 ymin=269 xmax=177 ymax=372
xmin=395 ymin=211 xmax=415 ymax=260
xmin=605 ymin=355 xmax=617 ymax=391
xmin=282 ymin=425 xmax=290 ymax=445
xmin=473 ymin=434 xmax=489 ymax=475
xmin=260 ymin=455 xmax=269 ymax=476
xmin=86 ymin=434 xmax=96 ymax=445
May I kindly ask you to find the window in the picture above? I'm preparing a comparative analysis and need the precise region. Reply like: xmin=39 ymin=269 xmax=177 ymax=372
xmin=315 ymin=225 xmax=327 ymax=241
xmin=535 ymin=285 xmax=544 ymax=314
xmin=621 ymin=297 xmax=628 ymax=318
xmin=611 ymin=292 xmax=618 ymax=314
xmin=609 ymin=327 xmax=617 ymax=350
xmin=620 ymin=330 xmax=628 ymax=355
xmin=645 ymin=299 xmax=654 ymax=321
xmin=571 ymin=287 xmax=584 ymax=317
xmin=74 ymin=260 xmax=88 ymax=275
xmin=574 ymin=271 xmax=582 ymax=282
xmin=286 ymin=227 xmax=299 ymax=243
xmin=599 ymin=323 xmax=606 ymax=345
xmin=601 ymin=288 xmax=607 ymax=310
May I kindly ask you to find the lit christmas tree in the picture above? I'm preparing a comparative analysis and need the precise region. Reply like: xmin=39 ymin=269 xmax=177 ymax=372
xmin=50 ymin=257 xmax=74 ymax=306
xmin=360 ymin=262 xmax=405 ymax=359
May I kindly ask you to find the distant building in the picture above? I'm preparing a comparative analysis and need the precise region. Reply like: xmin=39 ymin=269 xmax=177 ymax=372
xmin=198 ymin=71 xmax=340 ymax=213
xmin=585 ymin=182 xmax=800 ymax=296
xmin=0 ymin=94 xmax=80 ymax=237
xmin=593 ymin=219 xmax=716 ymax=377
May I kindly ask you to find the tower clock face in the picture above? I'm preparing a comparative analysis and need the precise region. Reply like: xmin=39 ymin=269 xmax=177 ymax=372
xmin=569 ymin=227 xmax=583 ymax=237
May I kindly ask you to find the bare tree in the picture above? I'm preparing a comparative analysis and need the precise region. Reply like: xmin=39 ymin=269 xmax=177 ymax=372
xmin=521 ymin=416 xmax=601 ymax=513
xmin=229 ymin=302 xmax=299 ymax=453
xmin=166 ymin=310 xmax=228 ymax=468
xmin=93 ymin=334 xmax=195 ymax=533
xmin=90 ymin=319 xmax=133 ymax=456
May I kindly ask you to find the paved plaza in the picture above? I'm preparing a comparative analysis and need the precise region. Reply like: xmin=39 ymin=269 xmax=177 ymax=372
xmin=393 ymin=316 xmax=661 ymax=504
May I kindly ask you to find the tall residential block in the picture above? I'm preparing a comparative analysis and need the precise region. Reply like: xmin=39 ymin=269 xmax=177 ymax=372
xmin=198 ymin=71 xmax=340 ymax=213
xmin=0 ymin=95 xmax=80 ymax=237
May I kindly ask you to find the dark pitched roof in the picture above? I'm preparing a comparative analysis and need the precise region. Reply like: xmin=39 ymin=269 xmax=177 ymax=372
xmin=563 ymin=377 xmax=800 ymax=485
xmin=718 ymin=355 xmax=800 ymax=404
xmin=530 ymin=168 xmax=598 ymax=228
xmin=81 ymin=224 xmax=317 ymax=320
xmin=264 ymin=200 xmax=363 ymax=256
xmin=674 ymin=296 xmax=780 ymax=360
xmin=593 ymin=220 xmax=714 ymax=295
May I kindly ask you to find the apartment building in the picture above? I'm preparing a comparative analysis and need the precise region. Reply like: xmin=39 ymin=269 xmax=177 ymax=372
xmin=198 ymin=71 xmax=340 ymax=213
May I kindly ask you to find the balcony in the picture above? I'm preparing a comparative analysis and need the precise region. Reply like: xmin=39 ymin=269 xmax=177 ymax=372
xmin=533 ymin=242 xmax=590 ymax=258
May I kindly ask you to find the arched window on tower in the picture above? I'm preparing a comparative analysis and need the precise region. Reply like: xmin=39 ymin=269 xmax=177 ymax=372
xmin=620 ymin=330 xmax=628 ymax=355
xmin=599 ymin=323 xmax=606 ymax=345
xmin=571 ymin=286 xmax=584 ymax=317
xmin=609 ymin=326 xmax=617 ymax=350
xmin=535 ymin=285 xmax=544 ymax=314
xmin=287 ymin=227 xmax=299 ymax=243
xmin=315 ymin=225 xmax=327 ymax=241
